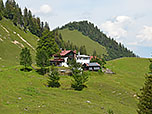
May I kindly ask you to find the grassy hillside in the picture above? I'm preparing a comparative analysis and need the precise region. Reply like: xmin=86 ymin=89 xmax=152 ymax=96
xmin=59 ymin=29 xmax=107 ymax=56
xmin=60 ymin=21 xmax=136 ymax=60
xmin=0 ymin=18 xmax=38 ymax=67
xmin=0 ymin=57 xmax=149 ymax=114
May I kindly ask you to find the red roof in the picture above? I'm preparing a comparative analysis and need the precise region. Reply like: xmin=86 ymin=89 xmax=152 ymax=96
xmin=54 ymin=49 xmax=76 ymax=57
xmin=90 ymin=56 xmax=102 ymax=61
xmin=90 ymin=56 xmax=96 ymax=60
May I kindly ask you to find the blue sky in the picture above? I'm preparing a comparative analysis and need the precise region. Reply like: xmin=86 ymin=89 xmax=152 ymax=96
xmin=4 ymin=0 xmax=152 ymax=57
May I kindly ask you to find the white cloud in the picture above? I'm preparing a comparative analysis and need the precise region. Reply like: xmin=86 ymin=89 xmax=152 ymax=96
xmin=101 ymin=16 xmax=133 ymax=39
xmin=40 ymin=4 xmax=52 ymax=14
xmin=136 ymin=25 xmax=152 ymax=42
xmin=126 ymin=25 xmax=152 ymax=47
xmin=30 ymin=4 xmax=52 ymax=14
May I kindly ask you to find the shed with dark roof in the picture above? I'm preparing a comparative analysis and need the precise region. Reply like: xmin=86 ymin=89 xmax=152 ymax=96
xmin=83 ymin=62 xmax=101 ymax=71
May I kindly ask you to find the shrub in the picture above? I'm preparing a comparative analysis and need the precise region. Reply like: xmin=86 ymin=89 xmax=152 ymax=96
xmin=107 ymin=109 xmax=114 ymax=114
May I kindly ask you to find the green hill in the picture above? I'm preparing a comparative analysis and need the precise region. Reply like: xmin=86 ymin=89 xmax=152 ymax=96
xmin=60 ymin=21 xmax=136 ymax=60
xmin=59 ymin=29 xmax=107 ymax=56
xmin=0 ymin=57 xmax=149 ymax=114
xmin=0 ymin=18 xmax=38 ymax=67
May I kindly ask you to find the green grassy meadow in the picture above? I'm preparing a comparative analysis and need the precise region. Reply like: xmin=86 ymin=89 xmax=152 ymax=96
xmin=0 ymin=18 xmax=38 ymax=67
xmin=0 ymin=57 xmax=149 ymax=114
xmin=59 ymin=29 xmax=107 ymax=56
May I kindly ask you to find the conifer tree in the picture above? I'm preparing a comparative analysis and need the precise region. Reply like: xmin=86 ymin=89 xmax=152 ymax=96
xmin=0 ymin=0 xmax=4 ymax=16
xmin=48 ymin=65 xmax=60 ymax=88
xmin=23 ymin=7 xmax=29 ymax=28
xmin=137 ymin=63 xmax=152 ymax=114
xmin=20 ymin=47 xmax=32 ymax=70
xmin=37 ymin=30 xmax=59 ymax=56
xmin=4 ymin=0 xmax=16 ymax=19
xmin=36 ymin=49 xmax=49 ymax=74
xmin=44 ymin=22 xmax=50 ymax=31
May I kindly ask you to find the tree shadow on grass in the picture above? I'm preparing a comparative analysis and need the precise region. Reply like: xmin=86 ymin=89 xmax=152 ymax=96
xmin=20 ymin=68 xmax=32 ymax=72
xmin=36 ymin=68 xmax=49 ymax=75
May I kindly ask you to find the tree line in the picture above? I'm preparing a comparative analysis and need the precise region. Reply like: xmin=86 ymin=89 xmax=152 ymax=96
xmin=0 ymin=0 xmax=50 ymax=37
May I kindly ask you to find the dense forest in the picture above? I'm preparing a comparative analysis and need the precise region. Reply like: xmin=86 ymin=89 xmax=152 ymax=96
xmin=60 ymin=21 xmax=136 ymax=60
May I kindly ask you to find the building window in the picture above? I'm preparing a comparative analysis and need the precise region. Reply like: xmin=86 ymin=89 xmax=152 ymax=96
xmin=89 ymin=67 xmax=93 ymax=70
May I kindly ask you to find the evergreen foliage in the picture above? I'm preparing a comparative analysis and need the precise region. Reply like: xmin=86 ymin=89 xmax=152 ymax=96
xmin=137 ymin=61 xmax=152 ymax=114
xmin=48 ymin=66 xmax=60 ymax=88
xmin=80 ymin=45 xmax=87 ymax=55
xmin=60 ymin=21 xmax=136 ymax=60
xmin=0 ymin=12 xmax=2 ymax=20
xmin=68 ymin=58 xmax=82 ymax=75
xmin=37 ymin=30 xmax=59 ymax=56
xmin=36 ymin=49 xmax=49 ymax=74
xmin=137 ymin=74 xmax=152 ymax=114
xmin=68 ymin=59 xmax=89 ymax=91
xmin=71 ymin=71 xmax=89 ymax=91
xmin=149 ymin=63 xmax=152 ymax=73
xmin=107 ymin=109 xmax=114 ymax=114
xmin=0 ymin=0 xmax=4 ymax=18
xmin=20 ymin=47 xmax=32 ymax=70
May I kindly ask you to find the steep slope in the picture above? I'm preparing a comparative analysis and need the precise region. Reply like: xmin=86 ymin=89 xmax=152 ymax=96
xmin=60 ymin=21 xmax=136 ymax=60
xmin=59 ymin=29 xmax=107 ymax=56
xmin=0 ymin=57 xmax=149 ymax=114
xmin=0 ymin=18 xmax=38 ymax=67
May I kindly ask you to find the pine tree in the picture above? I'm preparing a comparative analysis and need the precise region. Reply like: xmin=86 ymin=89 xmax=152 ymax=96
xmin=36 ymin=49 xmax=49 ymax=74
xmin=44 ymin=22 xmax=50 ymax=31
xmin=48 ymin=65 xmax=60 ymax=88
xmin=137 ymin=63 xmax=152 ymax=114
xmin=20 ymin=47 xmax=32 ymax=71
xmin=71 ymin=71 xmax=89 ymax=91
xmin=4 ymin=0 xmax=16 ymax=19
xmin=37 ymin=30 xmax=59 ymax=56
xmin=23 ymin=7 xmax=29 ymax=28
xmin=0 ymin=0 xmax=4 ymax=16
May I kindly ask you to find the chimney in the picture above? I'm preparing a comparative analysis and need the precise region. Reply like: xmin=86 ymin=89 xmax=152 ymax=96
xmin=64 ymin=49 xmax=66 ymax=52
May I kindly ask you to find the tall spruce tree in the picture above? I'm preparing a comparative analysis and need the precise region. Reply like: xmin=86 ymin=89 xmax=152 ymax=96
xmin=36 ymin=49 xmax=49 ymax=74
xmin=137 ymin=63 xmax=152 ymax=114
xmin=4 ymin=0 xmax=16 ymax=19
xmin=20 ymin=47 xmax=32 ymax=70
xmin=23 ymin=7 xmax=29 ymax=28
xmin=37 ymin=30 xmax=59 ymax=57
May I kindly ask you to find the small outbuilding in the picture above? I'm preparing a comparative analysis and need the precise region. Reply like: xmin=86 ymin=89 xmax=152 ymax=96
xmin=83 ymin=62 xmax=101 ymax=71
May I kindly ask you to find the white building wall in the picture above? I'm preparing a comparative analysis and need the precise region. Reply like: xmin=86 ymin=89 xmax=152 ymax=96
xmin=76 ymin=57 xmax=90 ymax=64
xmin=61 ymin=57 xmax=68 ymax=67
